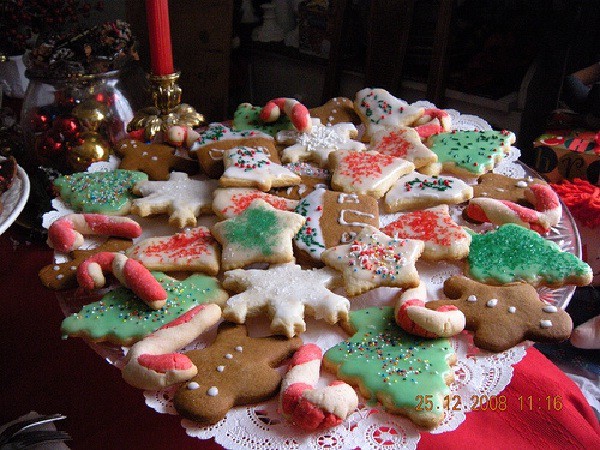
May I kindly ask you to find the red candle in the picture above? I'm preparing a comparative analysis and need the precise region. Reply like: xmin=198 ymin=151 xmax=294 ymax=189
xmin=145 ymin=0 xmax=175 ymax=75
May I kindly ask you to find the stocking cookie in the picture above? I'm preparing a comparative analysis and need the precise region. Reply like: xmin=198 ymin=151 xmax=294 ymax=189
xmin=220 ymin=146 xmax=301 ymax=192
xmin=426 ymin=275 xmax=573 ymax=352
xmin=293 ymin=188 xmax=379 ymax=263
xmin=39 ymin=238 xmax=132 ymax=290
xmin=384 ymin=172 xmax=473 ymax=212
xmin=467 ymin=223 xmax=593 ymax=287
xmin=381 ymin=205 xmax=471 ymax=261
xmin=131 ymin=172 xmax=218 ymax=228
xmin=211 ymin=199 xmax=306 ymax=270
xmin=329 ymin=150 xmax=415 ymax=199
xmin=233 ymin=102 xmax=294 ymax=136
xmin=116 ymin=139 xmax=198 ymax=180
xmin=126 ymin=227 xmax=220 ymax=275
xmin=323 ymin=306 xmax=455 ymax=429
xmin=321 ymin=226 xmax=424 ymax=296
xmin=173 ymin=323 xmax=302 ymax=426
xmin=277 ymin=120 xmax=365 ymax=168
xmin=222 ymin=263 xmax=350 ymax=337
xmin=354 ymin=88 xmax=424 ymax=140
xmin=309 ymin=97 xmax=361 ymax=126
xmin=472 ymin=173 xmax=548 ymax=203
xmin=54 ymin=170 xmax=148 ymax=215
xmin=426 ymin=130 xmax=516 ymax=178
xmin=61 ymin=272 xmax=228 ymax=345
xmin=369 ymin=127 xmax=438 ymax=168
xmin=269 ymin=162 xmax=331 ymax=200
xmin=212 ymin=188 xmax=299 ymax=219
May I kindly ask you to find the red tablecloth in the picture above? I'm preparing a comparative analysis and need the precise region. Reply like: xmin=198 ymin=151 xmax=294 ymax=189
xmin=1 ymin=225 xmax=599 ymax=450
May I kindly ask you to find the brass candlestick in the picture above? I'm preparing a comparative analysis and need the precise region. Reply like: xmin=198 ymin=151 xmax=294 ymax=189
xmin=127 ymin=71 xmax=205 ymax=141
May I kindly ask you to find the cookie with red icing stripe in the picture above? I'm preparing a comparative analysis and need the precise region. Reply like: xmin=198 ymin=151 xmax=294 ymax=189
xmin=212 ymin=187 xmax=299 ymax=219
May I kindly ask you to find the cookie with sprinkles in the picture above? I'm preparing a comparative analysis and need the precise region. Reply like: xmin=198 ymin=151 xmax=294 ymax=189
xmin=381 ymin=205 xmax=471 ymax=261
xmin=369 ymin=127 xmax=438 ymax=169
xmin=212 ymin=188 xmax=299 ymax=219
xmin=323 ymin=306 xmax=455 ymax=429
xmin=426 ymin=130 xmax=516 ymax=178
xmin=125 ymin=227 xmax=220 ymax=275
xmin=427 ymin=275 xmax=573 ymax=352
xmin=54 ymin=169 xmax=148 ymax=215
xmin=329 ymin=149 xmax=415 ymax=199
xmin=467 ymin=223 xmax=593 ymax=287
xmin=269 ymin=162 xmax=331 ymax=200
xmin=384 ymin=172 xmax=473 ymax=213
xmin=321 ymin=226 xmax=424 ymax=296
xmin=173 ymin=323 xmax=302 ymax=426
xmin=232 ymin=102 xmax=295 ymax=136
xmin=353 ymin=88 xmax=424 ymax=140
xmin=60 ymin=272 xmax=228 ymax=345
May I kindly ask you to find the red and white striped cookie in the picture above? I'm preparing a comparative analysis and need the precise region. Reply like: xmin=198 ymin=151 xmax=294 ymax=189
xmin=260 ymin=97 xmax=312 ymax=133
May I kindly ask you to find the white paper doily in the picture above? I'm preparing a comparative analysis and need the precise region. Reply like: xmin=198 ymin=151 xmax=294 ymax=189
xmin=47 ymin=104 xmax=581 ymax=450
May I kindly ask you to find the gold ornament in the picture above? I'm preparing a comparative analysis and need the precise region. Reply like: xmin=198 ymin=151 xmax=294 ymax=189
xmin=67 ymin=131 xmax=109 ymax=172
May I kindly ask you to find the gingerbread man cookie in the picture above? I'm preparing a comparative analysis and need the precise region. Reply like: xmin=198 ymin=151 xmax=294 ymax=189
xmin=309 ymin=97 xmax=361 ymax=126
xmin=472 ymin=173 xmax=548 ymax=204
xmin=427 ymin=275 xmax=573 ymax=352
xmin=173 ymin=323 xmax=302 ymax=426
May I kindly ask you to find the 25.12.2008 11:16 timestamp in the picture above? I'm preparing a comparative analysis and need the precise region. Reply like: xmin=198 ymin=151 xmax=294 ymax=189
xmin=414 ymin=395 xmax=563 ymax=412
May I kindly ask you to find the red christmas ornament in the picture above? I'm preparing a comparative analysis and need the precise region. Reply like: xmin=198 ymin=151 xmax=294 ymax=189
xmin=53 ymin=115 xmax=81 ymax=142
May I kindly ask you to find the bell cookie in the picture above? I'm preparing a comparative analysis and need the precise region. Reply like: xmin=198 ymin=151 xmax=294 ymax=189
xmin=294 ymin=188 xmax=379 ymax=263
xmin=54 ymin=169 xmax=148 ymax=215
xmin=369 ymin=127 xmax=438 ymax=169
xmin=116 ymin=139 xmax=198 ymax=181
xmin=321 ymin=226 xmax=424 ymax=296
xmin=233 ymin=102 xmax=294 ymax=136
xmin=173 ymin=323 xmax=302 ymax=426
xmin=222 ymin=263 xmax=349 ymax=337
xmin=426 ymin=275 xmax=573 ymax=352
xmin=381 ymin=205 xmax=471 ymax=261
xmin=211 ymin=199 xmax=306 ymax=270
xmin=329 ymin=149 xmax=415 ymax=199
xmin=309 ymin=97 xmax=361 ymax=126
xmin=212 ymin=187 xmax=298 ymax=220
xmin=269 ymin=162 xmax=331 ymax=200
xmin=426 ymin=130 xmax=516 ymax=178
xmin=323 ymin=306 xmax=455 ymax=429
xmin=467 ymin=223 xmax=593 ymax=287
xmin=131 ymin=172 xmax=218 ymax=228
xmin=384 ymin=172 xmax=473 ymax=213
xmin=61 ymin=272 xmax=228 ymax=345
xmin=126 ymin=226 xmax=220 ymax=275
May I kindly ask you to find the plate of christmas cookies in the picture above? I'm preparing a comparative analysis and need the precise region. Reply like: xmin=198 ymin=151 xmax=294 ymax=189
xmin=40 ymin=90 xmax=591 ymax=449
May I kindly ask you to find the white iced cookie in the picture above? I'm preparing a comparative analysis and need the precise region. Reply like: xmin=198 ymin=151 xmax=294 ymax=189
xmin=212 ymin=187 xmax=299 ymax=219
xmin=369 ymin=127 xmax=437 ymax=169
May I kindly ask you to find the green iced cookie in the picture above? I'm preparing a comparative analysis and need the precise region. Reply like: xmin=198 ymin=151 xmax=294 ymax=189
xmin=232 ymin=103 xmax=294 ymax=137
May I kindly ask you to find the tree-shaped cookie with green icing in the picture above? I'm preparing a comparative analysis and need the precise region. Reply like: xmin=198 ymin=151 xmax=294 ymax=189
xmin=211 ymin=199 xmax=306 ymax=270
xmin=54 ymin=169 xmax=148 ymax=215
xmin=467 ymin=223 xmax=593 ymax=287
xmin=323 ymin=306 xmax=455 ymax=429
xmin=60 ymin=272 xmax=228 ymax=345
xmin=426 ymin=130 xmax=516 ymax=177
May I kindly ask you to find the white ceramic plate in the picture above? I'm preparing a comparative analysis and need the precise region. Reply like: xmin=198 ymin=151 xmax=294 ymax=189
xmin=0 ymin=160 xmax=30 ymax=235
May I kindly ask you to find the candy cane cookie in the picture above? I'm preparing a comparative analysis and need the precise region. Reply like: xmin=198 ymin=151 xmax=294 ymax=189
xmin=411 ymin=108 xmax=452 ymax=139
xmin=280 ymin=343 xmax=358 ymax=430
xmin=77 ymin=252 xmax=168 ymax=309
xmin=122 ymin=304 xmax=222 ymax=390
xmin=466 ymin=184 xmax=562 ymax=234
xmin=394 ymin=282 xmax=465 ymax=338
xmin=260 ymin=97 xmax=312 ymax=133
xmin=47 ymin=214 xmax=142 ymax=253
xmin=166 ymin=125 xmax=201 ymax=148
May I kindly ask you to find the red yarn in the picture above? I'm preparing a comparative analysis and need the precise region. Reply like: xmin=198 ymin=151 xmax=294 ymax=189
xmin=551 ymin=179 xmax=600 ymax=228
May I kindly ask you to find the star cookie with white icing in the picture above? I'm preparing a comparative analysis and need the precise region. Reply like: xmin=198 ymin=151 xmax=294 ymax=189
xmin=222 ymin=263 xmax=350 ymax=337
xmin=427 ymin=275 xmax=573 ymax=352
xmin=321 ymin=226 xmax=424 ymax=296
xmin=131 ymin=172 xmax=218 ymax=228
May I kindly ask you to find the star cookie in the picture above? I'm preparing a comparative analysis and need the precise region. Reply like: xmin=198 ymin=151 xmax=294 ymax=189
xmin=38 ymin=238 xmax=133 ymax=290
xmin=369 ymin=127 xmax=438 ymax=168
xmin=321 ymin=226 xmax=424 ymax=296
xmin=381 ymin=205 xmax=471 ymax=261
xmin=222 ymin=263 xmax=350 ymax=337
xmin=212 ymin=188 xmax=299 ymax=219
xmin=309 ymin=97 xmax=361 ymax=126
xmin=220 ymin=146 xmax=301 ymax=192
xmin=426 ymin=130 xmax=516 ymax=178
xmin=329 ymin=150 xmax=415 ymax=199
xmin=427 ymin=275 xmax=573 ymax=352
xmin=173 ymin=323 xmax=302 ymax=426
xmin=125 ymin=227 xmax=220 ymax=275
xmin=60 ymin=272 xmax=228 ymax=345
xmin=467 ymin=223 xmax=593 ymax=287
xmin=277 ymin=121 xmax=366 ymax=168
xmin=211 ymin=199 xmax=306 ymax=270
xmin=354 ymin=88 xmax=424 ymax=140
xmin=116 ymin=139 xmax=198 ymax=180
xmin=384 ymin=172 xmax=473 ymax=212
xmin=323 ymin=306 xmax=455 ymax=429
xmin=131 ymin=172 xmax=218 ymax=228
